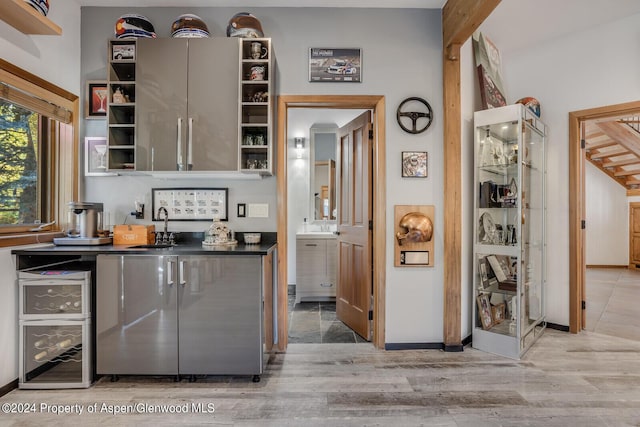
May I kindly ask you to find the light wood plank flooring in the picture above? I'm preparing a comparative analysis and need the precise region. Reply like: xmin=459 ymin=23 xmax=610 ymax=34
xmin=2 ymin=329 xmax=640 ymax=426
xmin=585 ymin=267 xmax=640 ymax=342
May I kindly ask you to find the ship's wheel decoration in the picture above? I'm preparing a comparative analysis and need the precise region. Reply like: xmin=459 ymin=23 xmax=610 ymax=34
xmin=396 ymin=97 xmax=433 ymax=134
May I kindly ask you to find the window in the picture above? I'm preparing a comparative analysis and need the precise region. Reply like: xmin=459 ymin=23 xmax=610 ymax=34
xmin=0 ymin=59 xmax=78 ymax=244
xmin=0 ymin=99 xmax=46 ymax=225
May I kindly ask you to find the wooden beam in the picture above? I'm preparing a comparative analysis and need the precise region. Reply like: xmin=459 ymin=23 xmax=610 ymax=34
xmin=443 ymin=0 xmax=501 ymax=56
xmin=441 ymin=0 xmax=500 ymax=351
xmin=614 ymin=167 xmax=640 ymax=177
xmin=604 ymin=157 xmax=640 ymax=168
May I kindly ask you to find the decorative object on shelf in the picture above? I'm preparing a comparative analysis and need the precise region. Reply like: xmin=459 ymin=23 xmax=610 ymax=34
xmin=394 ymin=205 xmax=435 ymax=267
xmin=152 ymin=188 xmax=228 ymax=221
xmin=476 ymin=293 xmax=493 ymax=330
xmin=309 ymin=48 xmax=361 ymax=82
xmin=251 ymin=91 xmax=268 ymax=103
xmin=516 ymin=97 xmax=541 ymax=118
xmin=85 ymin=80 xmax=107 ymax=119
xmin=491 ymin=302 xmax=506 ymax=325
xmin=250 ymin=41 xmax=268 ymax=59
xmin=396 ymin=97 xmax=433 ymax=134
xmin=473 ymin=31 xmax=507 ymax=110
xmin=401 ymin=151 xmax=428 ymax=178
xmin=24 ymin=0 xmax=48 ymax=16
xmin=478 ymin=211 xmax=497 ymax=244
xmin=112 ymin=43 xmax=135 ymax=61
xmin=171 ymin=14 xmax=210 ymax=38
xmin=226 ymin=12 xmax=264 ymax=38
xmin=111 ymin=87 xmax=127 ymax=104
xmin=250 ymin=65 xmax=265 ymax=80
xmin=114 ymin=14 xmax=156 ymax=39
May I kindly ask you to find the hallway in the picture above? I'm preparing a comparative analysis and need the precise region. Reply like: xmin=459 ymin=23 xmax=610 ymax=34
xmin=585 ymin=267 xmax=640 ymax=342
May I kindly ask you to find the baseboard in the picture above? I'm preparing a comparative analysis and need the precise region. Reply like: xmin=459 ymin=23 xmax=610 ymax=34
xmin=386 ymin=335 xmax=472 ymax=352
xmin=586 ymin=265 xmax=627 ymax=269
xmin=546 ymin=322 xmax=569 ymax=332
xmin=0 ymin=379 xmax=18 ymax=397
xmin=385 ymin=342 xmax=444 ymax=351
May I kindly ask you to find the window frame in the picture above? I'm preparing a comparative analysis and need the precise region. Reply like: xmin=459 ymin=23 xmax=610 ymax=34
xmin=0 ymin=59 xmax=79 ymax=246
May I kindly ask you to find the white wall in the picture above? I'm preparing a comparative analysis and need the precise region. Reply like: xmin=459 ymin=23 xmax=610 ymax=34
xmin=585 ymin=162 xmax=628 ymax=265
xmin=81 ymin=7 xmax=444 ymax=343
xmin=476 ymin=11 xmax=640 ymax=325
xmin=0 ymin=1 xmax=81 ymax=96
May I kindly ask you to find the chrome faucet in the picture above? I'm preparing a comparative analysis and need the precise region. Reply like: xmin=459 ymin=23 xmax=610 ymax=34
xmin=157 ymin=207 xmax=169 ymax=242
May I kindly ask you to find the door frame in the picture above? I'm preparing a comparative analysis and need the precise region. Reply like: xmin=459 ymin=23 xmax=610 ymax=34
xmin=630 ymin=202 xmax=640 ymax=269
xmin=276 ymin=95 xmax=386 ymax=350
xmin=568 ymin=100 xmax=640 ymax=332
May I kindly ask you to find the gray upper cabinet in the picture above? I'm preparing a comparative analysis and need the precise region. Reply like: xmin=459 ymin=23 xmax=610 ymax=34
xmin=136 ymin=38 xmax=240 ymax=172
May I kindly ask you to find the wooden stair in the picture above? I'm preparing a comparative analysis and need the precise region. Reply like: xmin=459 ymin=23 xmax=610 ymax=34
xmin=584 ymin=118 xmax=640 ymax=190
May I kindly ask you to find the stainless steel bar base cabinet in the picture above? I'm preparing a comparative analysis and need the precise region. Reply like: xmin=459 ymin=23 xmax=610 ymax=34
xmin=18 ymin=270 xmax=92 ymax=388
xmin=96 ymin=254 xmax=263 ymax=379
xmin=472 ymin=104 xmax=547 ymax=359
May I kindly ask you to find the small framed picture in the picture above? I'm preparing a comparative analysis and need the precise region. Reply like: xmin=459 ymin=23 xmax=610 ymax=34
xmin=309 ymin=48 xmax=361 ymax=82
xmin=401 ymin=151 xmax=428 ymax=178
xmin=85 ymin=80 xmax=107 ymax=119
xmin=152 ymin=188 xmax=228 ymax=221
xmin=476 ymin=293 xmax=493 ymax=330
xmin=85 ymin=136 xmax=112 ymax=176
xmin=492 ymin=302 xmax=506 ymax=325
xmin=112 ymin=43 xmax=135 ymax=61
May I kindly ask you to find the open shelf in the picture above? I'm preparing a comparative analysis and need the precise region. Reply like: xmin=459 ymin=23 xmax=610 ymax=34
xmin=0 ymin=0 xmax=62 ymax=35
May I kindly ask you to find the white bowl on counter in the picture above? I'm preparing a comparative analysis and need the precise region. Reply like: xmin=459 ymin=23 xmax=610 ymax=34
xmin=244 ymin=233 xmax=261 ymax=244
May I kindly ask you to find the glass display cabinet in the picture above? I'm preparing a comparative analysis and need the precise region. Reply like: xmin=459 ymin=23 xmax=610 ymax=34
xmin=472 ymin=104 xmax=547 ymax=359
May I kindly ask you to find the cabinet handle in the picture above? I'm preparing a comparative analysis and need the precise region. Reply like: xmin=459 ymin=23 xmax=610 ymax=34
xmin=179 ymin=260 xmax=186 ymax=287
xmin=187 ymin=117 xmax=193 ymax=170
xmin=167 ymin=260 xmax=174 ymax=287
xmin=320 ymin=283 xmax=334 ymax=288
xmin=177 ymin=118 xmax=183 ymax=171
xmin=305 ymin=243 xmax=318 ymax=247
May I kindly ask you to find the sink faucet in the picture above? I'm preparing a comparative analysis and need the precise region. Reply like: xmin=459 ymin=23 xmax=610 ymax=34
xmin=157 ymin=207 xmax=169 ymax=241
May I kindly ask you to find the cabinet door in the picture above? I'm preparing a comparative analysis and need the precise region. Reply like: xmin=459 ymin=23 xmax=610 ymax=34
xmin=177 ymin=255 xmax=262 ymax=375
xmin=96 ymin=255 xmax=178 ymax=375
xmin=187 ymin=38 xmax=240 ymax=171
xmin=136 ymin=38 xmax=188 ymax=171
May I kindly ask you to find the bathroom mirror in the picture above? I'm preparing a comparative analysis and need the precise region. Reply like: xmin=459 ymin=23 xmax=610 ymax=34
xmin=309 ymin=125 xmax=338 ymax=220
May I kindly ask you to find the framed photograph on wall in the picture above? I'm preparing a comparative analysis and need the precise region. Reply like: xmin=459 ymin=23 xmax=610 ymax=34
xmin=401 ymin=151 xmax=428 ymax=178
xmin=85 ymin=137 xmax=114 ymax=176
xmin=309 ymin=48 xmax=361 ymax=82
xmin=152 ymin=188 xmax=228 ymax=221
xmin=85 ymin=80 xmax=107 ymax=119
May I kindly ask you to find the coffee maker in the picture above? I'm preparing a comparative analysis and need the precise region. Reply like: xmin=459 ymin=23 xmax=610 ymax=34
xmin=53 ymin=202 xmax=112 ymax=245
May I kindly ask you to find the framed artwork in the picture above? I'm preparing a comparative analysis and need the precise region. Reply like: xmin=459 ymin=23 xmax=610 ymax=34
xmin=476 ymin=293 xmax=493 ymax=330
xmin=112 ymin=43 xmax=135 ymax=61
xmin=84 ymin=137 xmax=113 ymax=176
xmin=401 ymin=151 xmax=428 ymax=178
xmin=85 ymin=80 xmax=108 ymax=119
xmin=309 ymin=48 xmax=361 ymax=82
xmin=152 ymin=188 xmax=228 ymax=221
xmin=492 ymin=302 xmax=506 ymax=325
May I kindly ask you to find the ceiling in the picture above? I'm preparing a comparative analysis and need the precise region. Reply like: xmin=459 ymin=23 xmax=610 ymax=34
xmin=76 ymin=0 xmax=446 ymax=8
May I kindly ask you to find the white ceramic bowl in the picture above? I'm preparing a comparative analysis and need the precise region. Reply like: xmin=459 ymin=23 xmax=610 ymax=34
xmin=244 ymin=233 xmax=261 ymax=244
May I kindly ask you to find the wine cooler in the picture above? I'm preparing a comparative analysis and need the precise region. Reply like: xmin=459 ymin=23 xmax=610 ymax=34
xmin=18 ymin=270 xmax=91 ymax=389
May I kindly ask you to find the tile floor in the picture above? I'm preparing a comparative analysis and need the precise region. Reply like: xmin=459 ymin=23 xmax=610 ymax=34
xmin=585 ymin=266 xmax=640 ymax=342
xmin=287 ymin=289 xmax=366 ymax=344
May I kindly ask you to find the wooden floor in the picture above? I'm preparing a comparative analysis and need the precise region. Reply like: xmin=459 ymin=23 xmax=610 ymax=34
xmin=3 ymin=328 xmax=640 ymax=426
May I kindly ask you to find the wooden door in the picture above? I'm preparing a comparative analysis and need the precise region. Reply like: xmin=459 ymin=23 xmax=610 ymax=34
xmin=336 ymin=111 xmax=372 ymax=340
xmin=629 ymin=203 xmax=640 ymax=269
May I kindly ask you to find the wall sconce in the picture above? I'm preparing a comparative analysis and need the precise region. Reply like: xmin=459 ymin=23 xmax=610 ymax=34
xmin=295 ymin=137 xmax=305 ymax=158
